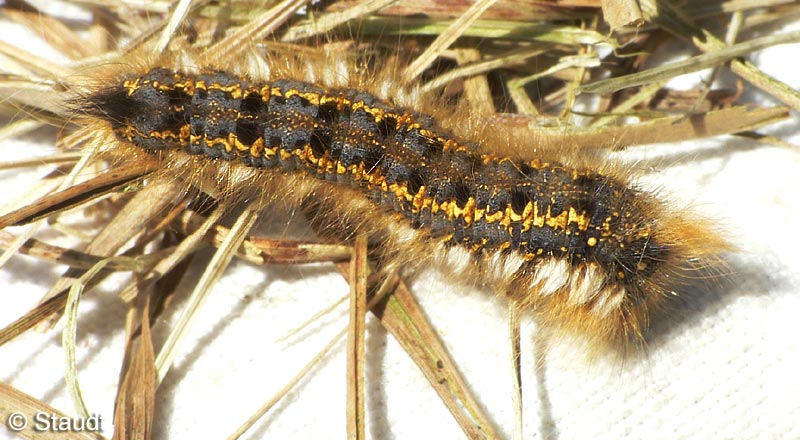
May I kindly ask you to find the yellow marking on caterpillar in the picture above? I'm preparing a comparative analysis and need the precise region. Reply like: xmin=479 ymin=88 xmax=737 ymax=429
xmin=546 ymin=209 xmax=568 ymax=230
xmin=283 ymin=89 xmax=321 ymax=105
xmin=568 ymin=207 xmax=590 ymax=231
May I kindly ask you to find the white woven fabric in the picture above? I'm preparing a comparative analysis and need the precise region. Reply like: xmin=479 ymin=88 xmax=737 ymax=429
xmin=0 ymin=8 xmax=798 ymax=440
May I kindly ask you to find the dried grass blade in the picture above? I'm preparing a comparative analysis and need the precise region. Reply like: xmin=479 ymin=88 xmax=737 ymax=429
xmin=0 ymin=152 xmax=83 ymax=170
xmin=282 ymin=0 xmax=398 ymax=41
xmin=360 ymin=17 xmax=611 ymax=45
xmin=509 ymin=302 xmax=523 ymax=440
xmin=0 ymin=293 xmax=67 ymax=347
xmin=37 ymin=179 xmax=181 ymax=328
xmin=590 ymin=81 xmax=664 ymax=127
xmin=422 ymin=45 xmax=547 ymax=93
xmin=346 ymin=235 xmax=368 ymax=440
xmin=578 ymin=30 xmax=800 ymax=94
xmin=87 ymin=7 xmax=117 ymax=55
xmin=3 ymin=6 xmax=91 ymax=59
xmin=244 ymin=237 xmax=352 ymax=264
xmin=508 ymin=81 xmax=540 ymax=116
xmin=0 ymin=39 xmax=70 ymax=78
xmin=403 ymin=0 xmax=498 ymax=81
xmin=116 ymin=204 xmax=224 ymax=305
xmin=155 ymin=0 xmax=196 ymax=53
xmin=511 ymin=53 xmax=600 ymax=91
xmin=640 ymin=0 xmax=800 ymax=112
xmin=0 ymin=230 xmax=169 ymax=270
xmin=369 ymin=279 xmax=499 ymax=439
xmin=685 ymin=0 xmax=798 ymax=17
xmin=0 ymin=132 xmax=104 ymax=271
xmin=601 ymin=0 xmax=644 ymax=30
xmin=175 ymin=209 xmax=352 ymax=264
xmin=5 ymin=270 xmax=120 ymax=345
xmin=76 ymin=180 xmax=184 ymax=259
xmin=0 ymin=83 xmax=68 ymax=120
xmin=46 ymin=255 xmax=153 ymax=419
xmin=505 ymin=105 xmax=789 ymax=149
xmin=2 ymin=240 xmax=160 ymax=353
xmin=202 ymin=0 xmax=308 ymax=61
xmin=0 ymin=231 xmax=94 ymax=268
xmin=63 ymin=259 xmax=114 ymax=419
xmin=0 ymin=260 xmax=150 ymax=351
xmin=454 ymin=49 xmax=495 ymax=117
xmin=154 ymin=203 xmax=259 ymax=384
xmin=613 ymin=105 xmax=789 ymax=144
xmin=0 ymin=162 xmax=152 ymax=228
xmin=0 ymin=381 xmax=105 ymax=440
xmin=730 ymin=59 xmax=800 ymax=112
xmin=343 ymin=0 xmax=592 ymax=22
xmin=0 ymin=139 xmax=150 ymax=334
xmin=113 ymin=294 xmax=156 ymax=440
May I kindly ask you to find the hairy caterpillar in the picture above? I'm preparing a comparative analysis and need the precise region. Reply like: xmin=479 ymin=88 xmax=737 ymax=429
xmin=1 ymin=2 xmax=798 ymax=439
xmin=79 ymin=61 xmax=724 ymax=345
